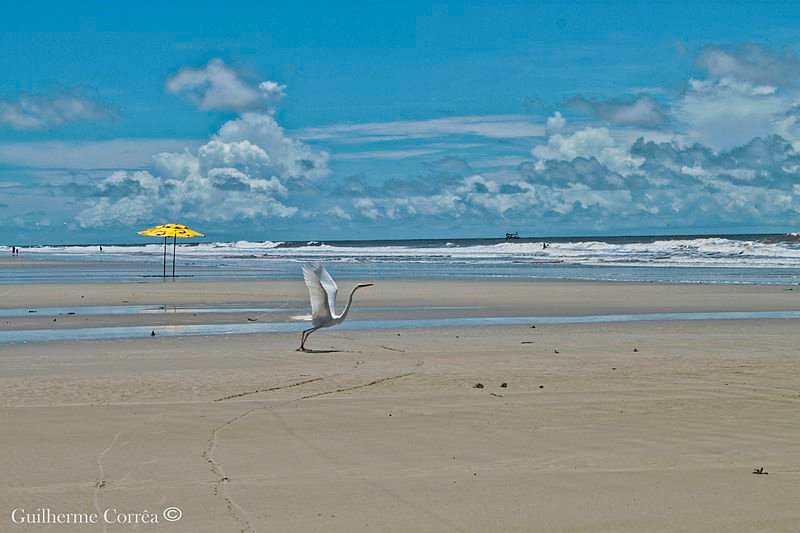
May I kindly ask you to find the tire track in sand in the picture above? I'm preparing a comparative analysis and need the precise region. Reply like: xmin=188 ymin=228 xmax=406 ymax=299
xmin=94 ymin=412 xmax=169 ymax=533
xmin=269 ymin=401 xmax=466 ymax=533
xmin=203 ymin=371 xmax=355 ymax=532
xmin=203 ymin=359 xmax=423 ymax=533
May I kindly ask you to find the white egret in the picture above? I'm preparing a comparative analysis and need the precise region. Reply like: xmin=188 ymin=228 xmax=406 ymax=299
xmin=297 ymin=263 xmax=373 ymax=351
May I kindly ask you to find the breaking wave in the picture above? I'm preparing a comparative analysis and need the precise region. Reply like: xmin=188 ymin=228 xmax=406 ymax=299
xmin=15 ymin=235 xmax=800 ymax=269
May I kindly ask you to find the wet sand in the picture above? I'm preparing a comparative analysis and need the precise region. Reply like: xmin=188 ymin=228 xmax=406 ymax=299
xmin=2 ymin=279 xmax=800 ymax=531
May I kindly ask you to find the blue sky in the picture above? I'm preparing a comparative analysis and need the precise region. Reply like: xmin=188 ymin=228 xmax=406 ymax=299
xmin=3 ymin=1 xmax=800 ymax=243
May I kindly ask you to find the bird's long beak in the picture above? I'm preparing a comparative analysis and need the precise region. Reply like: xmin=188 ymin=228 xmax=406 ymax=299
xmin=359 ymin=283 xmax=374 ymax=288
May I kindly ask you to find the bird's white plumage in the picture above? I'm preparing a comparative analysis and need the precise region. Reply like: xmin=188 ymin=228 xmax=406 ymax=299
xmin=303 ymin=263 xmax=335 ymax=325
xmin=317 ymin=265 xmax=339 ymax=316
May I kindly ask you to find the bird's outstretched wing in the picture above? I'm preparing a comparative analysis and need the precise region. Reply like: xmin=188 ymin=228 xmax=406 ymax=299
xmin=317 ymin=265 xmax=339 ymax=317
xmin=302 ymin=263 xmax=334 ymax=323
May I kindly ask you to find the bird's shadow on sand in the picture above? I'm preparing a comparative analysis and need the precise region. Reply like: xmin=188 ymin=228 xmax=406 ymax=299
xmin=297 ymin=348 xmax=346 ymax=354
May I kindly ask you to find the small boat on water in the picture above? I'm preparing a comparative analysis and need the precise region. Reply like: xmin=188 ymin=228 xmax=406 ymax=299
xmin=505 ymin=232 xmax=520 ymax=240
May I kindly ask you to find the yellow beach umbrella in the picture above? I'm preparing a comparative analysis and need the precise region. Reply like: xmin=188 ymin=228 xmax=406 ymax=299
xmin=137 ymin=223 xmax=204 ymax=280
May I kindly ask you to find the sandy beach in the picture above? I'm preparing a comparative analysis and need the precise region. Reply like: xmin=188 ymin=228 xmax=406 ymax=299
xmin=2 ymin=278 xmax=800 ymax=531
xmin=9 ymin=2 xmax=800 ymax=530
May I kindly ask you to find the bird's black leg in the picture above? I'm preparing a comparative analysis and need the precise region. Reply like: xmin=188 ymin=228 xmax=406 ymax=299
xmin=297 ymin=327 xmax=316 ymax=351
xmin=300 ymin=328 xmax=314 ymax=351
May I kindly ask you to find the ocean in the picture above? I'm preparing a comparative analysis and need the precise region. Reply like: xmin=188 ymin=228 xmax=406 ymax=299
xmin=5 ymin=233 xmax=800 ymax=285
xmin=0 ymin=233 xmax=800 ymax=285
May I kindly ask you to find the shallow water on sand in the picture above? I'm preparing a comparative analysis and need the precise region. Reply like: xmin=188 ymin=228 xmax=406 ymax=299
xmin=2 ymin=310 xmax=800 ymax=345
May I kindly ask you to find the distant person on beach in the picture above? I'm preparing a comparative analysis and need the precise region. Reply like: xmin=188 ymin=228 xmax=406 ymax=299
xmin=99 ymin=245 xmax=103 ymax=252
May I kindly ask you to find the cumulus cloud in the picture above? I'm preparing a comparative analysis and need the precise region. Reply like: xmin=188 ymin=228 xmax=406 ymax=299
xmin=326 ymin=206 xmax=352 ymax=221
xmin=668 ymin=44 xmax=800 ymax=149
xmin=334 ymin=126 xmax=800 ymax=233
xmin=36 ymin=44 xmax=800 ymax=235
xmin=166 ymin=59 xmax=286 ymax=112
xmin=344 ymin=171 xmax=636 ymax=226
xmin=0 ymin=93 xmax=111 ymax=130
xmin=545 ymin=44 xmax=800 ymax=152
xmin=249 ymin=42 xmax=800 ymax=231
xmin=630 ymin=135 xmax=800 ymax=189
xmin=213 ymin=113 xmax=329 ymax=180
xmin=695 ymin=44 xmax=800 ymax=86
xmin=675 ymin=77 xmax=789 ymax=150
xmin=425 ymin=156 xmax=473 ymax=177
xmin=76 ymin=113 xmax=327 ymax=227
xmin=74 ymin=61 xmax=328 ymax=228
xmin=532 ymin=123 xmax=643 ymax=175
xmin=545 ymin=112 xmax=565 ymax=135
xmin=94 ymin=170 xmax=161 ymax=197
xmin=519 ymin=156 xmax=628 ymax=189
xmin=563 ymin=95 xmax=668 ymax=128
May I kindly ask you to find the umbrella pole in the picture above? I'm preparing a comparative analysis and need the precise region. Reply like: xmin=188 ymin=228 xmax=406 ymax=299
xmin=172 ymin=235 xmax=177 ymax=280
xmin=162 ymin=237 xmax=167 ymax=280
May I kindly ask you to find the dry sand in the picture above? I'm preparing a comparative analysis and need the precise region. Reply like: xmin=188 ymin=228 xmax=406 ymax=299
xmin=2 ymin=279 xmax=800 ymax=532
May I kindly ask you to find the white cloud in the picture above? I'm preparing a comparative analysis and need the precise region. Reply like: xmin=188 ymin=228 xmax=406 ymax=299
xmin=166 ymin=59 xmax=286 ymax=113
xmin=695 ymin=44 xmax=800 ymax=86
xmin=352 ymin=189 xmax=467 ymax=221
xmin=564 ymin=95 xmax=668 ymax=128
xmin=541 ymin=44 xmax=800 ymax=154
xmin=532 ymin=126 xmax=643 ymax=175
xmin=336 ymin=111 xmax=800 ymax=231
xmin=296 ymin=114 xmax=546 ymax=143
xmin=74 ymin=61 xmax=328 ymax=228
xmin=151 ymin=149 xmax=200 ymax=180
xmin=470 ymin=156 xmax=530 ymax=169
xmin=97 ymin=170 xmax=161 ymax=196
xmin=76 ymin=196 xmax=154 ymax=228
xmin=215 ymin=113 xmax=329 ymax=180
xmin=0 ymin=94 xmax=110 ymax=130
xmin=198 ymin=139 xmax=273 ymax=177
xmin=334 ymin=148 xmax=443 ymax=160
xmin=545 ymin=112 xmax=565 ymax=135
xmin=345 ymin=172 xmax=637 ymax=223
xmin=0 ymin=139 xmax=201 ymax=169
xmin=24 ymin=45 xmax=800 ymax=235
xmin=675 ymin=78 xmax=789 ymax=150
xmin=326 ymin=206 xmax=352 ymax=220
